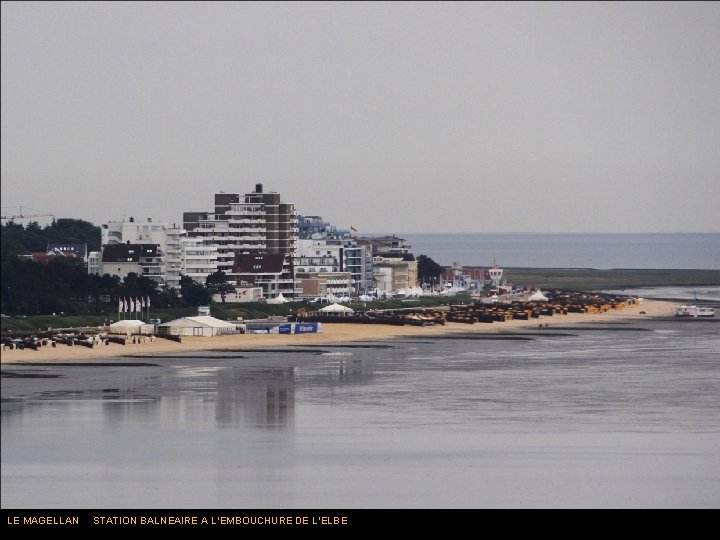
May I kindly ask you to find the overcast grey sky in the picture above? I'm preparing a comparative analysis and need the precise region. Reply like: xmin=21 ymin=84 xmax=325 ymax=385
xmin=2 ymin=1 xmax=719 ymax=233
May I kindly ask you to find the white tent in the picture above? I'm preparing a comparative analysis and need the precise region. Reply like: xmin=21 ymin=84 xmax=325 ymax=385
xmin=529 ymin=290 xmax=549 ymax=302
xmin=266 ymin=293 xmax=289 ymax=304
xmin=319 ymin=303 xmax=355 ymax=314
xmin=157 ymin=316 xmax=238 ymax=337
xmin=108 ymin=319 xmax=151 ymax=335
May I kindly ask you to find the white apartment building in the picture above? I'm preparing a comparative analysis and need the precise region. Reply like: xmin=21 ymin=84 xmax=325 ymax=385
xmin=100 ymin=244 xmax=165 ymax=285
xmin=180 ymin=237 xmax=219 ymax=284
xmin=87 ymin=251 xmax=101 ymax=275
xmin=295 ymin=239 xmax=343 ymax=272
xmin=294 ymin=237 xmax=373 ymax=294
xmin=373 ymin=266 xmax=394 ymax=293
xmin=101 ymin=218 xmax=183 ymax=289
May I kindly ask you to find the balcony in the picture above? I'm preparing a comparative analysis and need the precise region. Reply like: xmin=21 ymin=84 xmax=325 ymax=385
xmin=254 ymin=278 xmax=295 ymax=284
xmin=225 ymin=243 xmax=267 ymax=250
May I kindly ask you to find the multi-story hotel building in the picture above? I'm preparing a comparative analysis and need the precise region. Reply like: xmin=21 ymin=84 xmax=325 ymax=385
xmin=184 ymin=184 xmax=297 ymax=298
xmin=295 ymin=216 xmax=373 ymax=294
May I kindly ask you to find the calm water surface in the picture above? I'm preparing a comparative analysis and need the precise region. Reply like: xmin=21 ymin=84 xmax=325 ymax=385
xmin=398 ymin=233 xmax=720 ymax=269
xmin=2 ymin=318 xmax=719 ymax=508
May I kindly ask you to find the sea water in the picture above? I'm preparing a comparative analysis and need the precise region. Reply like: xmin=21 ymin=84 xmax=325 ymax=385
xmin=2 ymin=317 xmax=719 ymax=508
xmin=394 ymin=233 xmax=720 ymax=269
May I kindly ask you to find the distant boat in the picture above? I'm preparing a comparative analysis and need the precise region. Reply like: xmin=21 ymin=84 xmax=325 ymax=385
xmin=675 ymin=305 xmax=715 ymax=318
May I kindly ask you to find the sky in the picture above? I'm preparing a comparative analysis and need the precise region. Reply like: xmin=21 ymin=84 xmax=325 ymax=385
xmin=2 ymin=1 xmax=719 ymax=233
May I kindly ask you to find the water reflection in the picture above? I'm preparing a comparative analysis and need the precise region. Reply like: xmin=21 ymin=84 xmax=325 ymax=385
xmin=4 ymin=330 xmax=720 ymax=508
xmin=216 ymin=368 xmax=294 ymax=429
xmin=1 ymin=349 xmax=380 ymax=434
xmin=103 ymin=398 xmax=160 ymax=427
xmin=297 ymin=356 xmax=376 ymax=386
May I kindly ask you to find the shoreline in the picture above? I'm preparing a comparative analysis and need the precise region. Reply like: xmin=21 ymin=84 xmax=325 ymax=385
xmin=0 ymin=300 xmax=677 ymax=364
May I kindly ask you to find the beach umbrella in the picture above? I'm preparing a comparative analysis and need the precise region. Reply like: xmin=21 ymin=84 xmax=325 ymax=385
xmin=529 ymin=290 xmax=548 ymax=302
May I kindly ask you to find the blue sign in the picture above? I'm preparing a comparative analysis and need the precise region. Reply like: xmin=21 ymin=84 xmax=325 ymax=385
xmin=278 ymin=324 xmax=294 ymax=334
xmin=295 ymin=323 xmax=319 ymax=334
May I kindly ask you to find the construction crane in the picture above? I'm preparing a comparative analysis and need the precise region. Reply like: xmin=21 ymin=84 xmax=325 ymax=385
xmin=1 ymin=206 xmax=55 ymax=222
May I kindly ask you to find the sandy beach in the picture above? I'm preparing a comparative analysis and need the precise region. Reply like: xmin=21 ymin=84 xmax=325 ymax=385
xmin=0 ymin=300 xmax=676 ymax=364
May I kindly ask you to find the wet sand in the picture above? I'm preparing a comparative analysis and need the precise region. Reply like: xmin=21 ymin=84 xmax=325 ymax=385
xmin=0 ymin=300 xmax=676 ymax=364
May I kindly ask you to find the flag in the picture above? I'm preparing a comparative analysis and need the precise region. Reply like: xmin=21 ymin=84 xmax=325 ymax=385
xmin=141 ymin=297 xmax=146 ymax=309
xmin=118 ymin=298 xmax=123 ymax=313
xmin=123 ymin=298 xmax=128 ymax=312
xmin=350 ymin=225 xmax=358 ymax=233
xmin=128 ymin=298 xmax=134 ymax=313
xmin=135 ymin=298 xmax=141 ymax=312
xmin=146 ymin=296 xmax=151 ymax=309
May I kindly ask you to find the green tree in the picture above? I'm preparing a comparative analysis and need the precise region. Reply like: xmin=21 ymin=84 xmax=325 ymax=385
xmin=179 ymin=275 xmax=211 ymax=307
xmin=0 ymin=218 xmax=101 ymax=262
xmin=0 ymin=256 xmax=88 ymax=315
xmin=416 ymin=255 xmax=444 ymax=284
xmin=155 ymin=285 xmax=181 ymax=308
xmin=205 ymin=270 xmax=234 ymax=303
xmin=121 ymin=273 xmax=159 ymax=299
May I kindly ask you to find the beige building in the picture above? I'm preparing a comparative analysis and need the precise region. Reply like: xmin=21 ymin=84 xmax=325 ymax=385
xmin=295 ymin=271 xmax=352 ymax=299
xmin=372 ymin=256 xmax=418 ymax=293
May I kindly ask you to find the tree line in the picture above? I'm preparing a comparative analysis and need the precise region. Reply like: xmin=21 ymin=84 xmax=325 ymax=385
xmin=1 ymin=219 xmax=447 ymax=316
xmin=0 ymin=254 xmax=219 ymax=316
xmin=0 ymin=220 xmax=216 ymax=316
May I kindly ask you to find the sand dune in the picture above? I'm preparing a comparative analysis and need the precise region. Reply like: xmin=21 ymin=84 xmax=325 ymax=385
xmin=0 ymin=300 xmax=676 ymax=364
